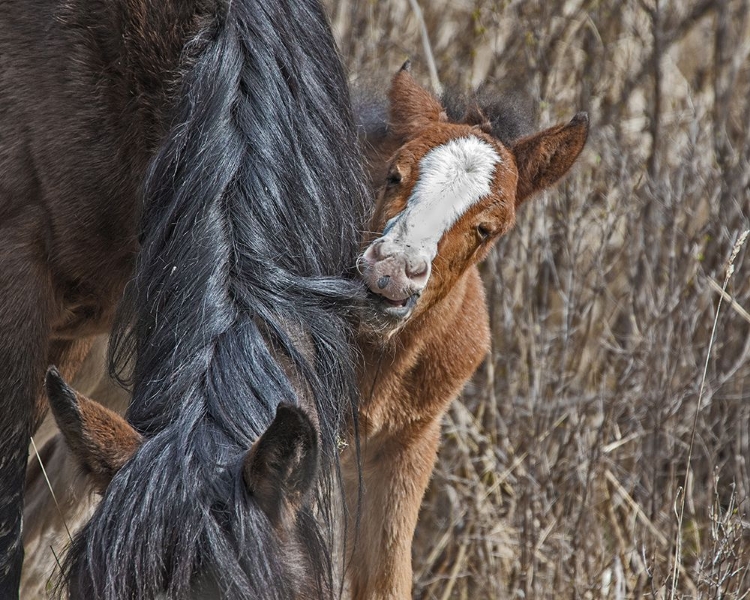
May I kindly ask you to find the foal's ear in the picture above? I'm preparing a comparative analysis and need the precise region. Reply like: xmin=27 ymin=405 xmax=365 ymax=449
xmin=463 ymin=101 xmax=493 ymax=134
xmin=512 ymin=112 xmax=589 ymax=205
xmin=45 ymin=366 xmax=141 ymax=493
xmin=243 ymin=403 xmax=319 ymax=526
xmin=388 ymin=62 xmax=446 ymax=139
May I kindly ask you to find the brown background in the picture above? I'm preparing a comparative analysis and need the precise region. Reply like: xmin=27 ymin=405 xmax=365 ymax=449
xmin=328 ymin=1 xmax=750 ymax=597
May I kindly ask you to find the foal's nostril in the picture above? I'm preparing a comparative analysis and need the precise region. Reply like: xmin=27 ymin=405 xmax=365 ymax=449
xmin=370 ymin=240 xmax=388 ymax=260
xmin=377 ymin=276 xmax=390 ymax=290
xmin=406 ymin=260 xmax=429 ymax=280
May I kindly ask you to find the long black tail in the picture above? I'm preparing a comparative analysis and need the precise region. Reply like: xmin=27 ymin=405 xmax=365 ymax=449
xmin=63 ymin=1 xmax=368 ymax=597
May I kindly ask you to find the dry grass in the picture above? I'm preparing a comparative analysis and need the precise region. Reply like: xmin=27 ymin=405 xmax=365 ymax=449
xmin=328 ymin=0 xmax=750 ymax=597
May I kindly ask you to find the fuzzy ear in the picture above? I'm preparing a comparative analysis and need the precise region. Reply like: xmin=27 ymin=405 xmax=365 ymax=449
xmin=45 ymin=366 xmax=141 ymax=493
xmin=388 ymin=61 xmax=446 ymax=139
xmin=243 ymin=403 xmax=319 ymax=526
xmin=463 ymin=101 xmax=492 ymax=133
xmin=512 ymin=112 xmax=589 ymax=205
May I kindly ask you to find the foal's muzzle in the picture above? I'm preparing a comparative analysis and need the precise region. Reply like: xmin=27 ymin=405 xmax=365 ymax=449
xmin=359 ymin=236 xmax=432 ymax=322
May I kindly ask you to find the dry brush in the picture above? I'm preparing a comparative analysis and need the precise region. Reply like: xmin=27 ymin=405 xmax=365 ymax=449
xmin=329 ymin=0 xmax=750 ymax=597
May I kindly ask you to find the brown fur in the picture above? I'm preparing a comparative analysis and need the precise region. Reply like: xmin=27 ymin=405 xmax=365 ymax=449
xmin=19 ymin=66 xmax=589 ymax=600
xmin=345 ymin=68 xmax=589 ymax=599
xmin=22 ymin=338 xmax=130 ymax=599
xmin=44 ymin=368 xmax=142 ymax=494
xmin=0 ymin=2 xmax=208 ymax=590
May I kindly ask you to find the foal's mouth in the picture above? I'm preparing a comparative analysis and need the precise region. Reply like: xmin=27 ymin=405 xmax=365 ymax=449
xmin=367 ymin=289 xmax=419 ymax=320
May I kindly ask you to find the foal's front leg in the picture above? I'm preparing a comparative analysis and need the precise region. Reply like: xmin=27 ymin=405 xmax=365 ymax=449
xmin=345 ymin=419 xmax=441 ymax=600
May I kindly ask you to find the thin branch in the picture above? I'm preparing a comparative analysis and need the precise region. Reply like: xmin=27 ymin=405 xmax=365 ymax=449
xmin=705 ymin=275 xmax=750 ymax=325
xmin=670 ymin=230 xmax=750 ymax=599
xmin=30 ymin=435 xmax=74 ymax=545
xmin=407 ymin=0 xmax=442 ymax=96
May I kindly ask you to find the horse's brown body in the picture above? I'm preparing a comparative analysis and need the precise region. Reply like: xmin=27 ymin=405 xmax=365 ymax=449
xmin=0 ymin=2 xmax=193 ymax=589
xmin=7 ymin=0 xmax=370 ymax=594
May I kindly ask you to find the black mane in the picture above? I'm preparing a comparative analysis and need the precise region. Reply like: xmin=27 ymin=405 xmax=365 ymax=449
xmin=62 ymin=0 xmax=368 ymax=597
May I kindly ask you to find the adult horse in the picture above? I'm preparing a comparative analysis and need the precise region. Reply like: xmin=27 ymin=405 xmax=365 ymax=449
xmin=0 ymin=0 xmax=368 ymax=597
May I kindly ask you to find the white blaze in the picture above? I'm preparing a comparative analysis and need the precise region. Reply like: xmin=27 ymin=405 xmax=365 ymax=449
xmin=382 ymin=136 xmax=500 ymax=260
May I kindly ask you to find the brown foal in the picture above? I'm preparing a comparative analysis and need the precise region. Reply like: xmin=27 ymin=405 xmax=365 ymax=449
xmin=343 ymin=65 xmax=588 ymax=599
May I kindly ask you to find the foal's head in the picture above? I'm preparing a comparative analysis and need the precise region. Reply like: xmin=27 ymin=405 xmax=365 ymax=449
xmin=358 ymin=65 xmax=588 ymax=332
xmin=44 ymin=367 xmax=324 ymax=598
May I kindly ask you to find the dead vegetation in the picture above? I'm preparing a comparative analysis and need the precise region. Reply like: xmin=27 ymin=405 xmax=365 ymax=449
xmin=329 ymin=0 xmax=750 ymax=597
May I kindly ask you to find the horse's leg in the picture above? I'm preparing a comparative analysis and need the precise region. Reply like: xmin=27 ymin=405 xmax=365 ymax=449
xmin=0 ymin=233 xmax=52 ymax=597
xmin=345 ymin=419 xmax=441 ymax=600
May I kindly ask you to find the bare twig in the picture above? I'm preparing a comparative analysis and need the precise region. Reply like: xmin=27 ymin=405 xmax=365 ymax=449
xmin=670 ymin=230 xmax=750 ymax=599
xmin=30 ymin=436 xmax=73 ymax=545
xmin=407 ymin=0 xmax=442 ymax=96
xmin=705 ymin=275 xmax=750 ymax=325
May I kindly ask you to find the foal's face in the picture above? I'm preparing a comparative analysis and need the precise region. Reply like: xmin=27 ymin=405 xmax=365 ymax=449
xmin=360 ymin=124 xmax=516 ymax=326
xmin=358 ymin=67 xmax=588 ymax=333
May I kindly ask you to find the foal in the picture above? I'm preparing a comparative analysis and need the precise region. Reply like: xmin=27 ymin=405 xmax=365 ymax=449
xmin=344 ymin=66 xmax=589 ymax=599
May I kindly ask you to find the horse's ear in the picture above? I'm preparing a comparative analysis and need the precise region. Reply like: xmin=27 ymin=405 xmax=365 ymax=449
xmin=243 ymin=403 xmax=319 ymax=526
xmin=512 ymin=112 xmax=589 ymax=206
xmin=388 ymin=62 xmax=446 ymax=139
xmin=45 ymin=366 xmax=141 ymax=493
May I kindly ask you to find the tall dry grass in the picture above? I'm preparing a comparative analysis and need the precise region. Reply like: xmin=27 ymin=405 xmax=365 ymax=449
xmin=328 ymin=0 xmax=750 ymax=597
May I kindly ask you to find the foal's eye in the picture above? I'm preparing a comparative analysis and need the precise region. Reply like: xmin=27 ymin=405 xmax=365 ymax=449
xmin=386 ymin=170 xmax=402 ymax=187
xmin=476 ymin=224 xmax=492 ymax=241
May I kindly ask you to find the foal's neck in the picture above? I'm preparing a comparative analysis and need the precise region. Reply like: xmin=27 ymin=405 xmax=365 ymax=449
xmin=360 ymin=265 xmax=487 ymax=381
xmin=357 ymin=265 xmax=490 ymax=433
